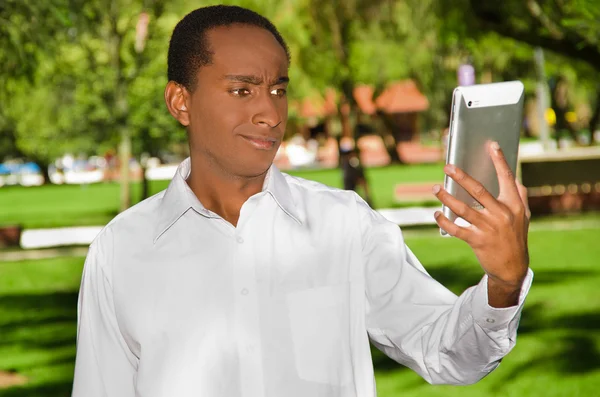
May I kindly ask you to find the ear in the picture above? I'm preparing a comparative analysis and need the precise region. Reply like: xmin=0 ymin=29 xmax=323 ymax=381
xmin=164 ymin=81 xmax=190 ymax=126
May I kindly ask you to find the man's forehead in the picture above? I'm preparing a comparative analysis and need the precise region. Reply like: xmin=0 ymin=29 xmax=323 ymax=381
xmin=221 ymin=74 xmax=289 ymax=86
xmin=206 ymin=24 xmax=287 ymax=63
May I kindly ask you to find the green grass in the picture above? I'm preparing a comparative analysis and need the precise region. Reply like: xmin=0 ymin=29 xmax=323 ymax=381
xmin=1 ymin=220 xmax=599 ymax=396
xmin=0 ymin=181 xmax=169 ymax=229
xmin=0 ymin=256 xmax=83 ymax=396
xmin=0 ymin=163 xmax=444 ymax=229
xmin=374 ymin=225 xmax=600 ymax=397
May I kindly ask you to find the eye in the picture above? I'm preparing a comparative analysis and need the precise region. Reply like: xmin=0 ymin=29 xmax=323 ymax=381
xmin=231 ymin=88 xmax=251 ymax=97
xmin=270 ymin=88 xmax=287 ymax=97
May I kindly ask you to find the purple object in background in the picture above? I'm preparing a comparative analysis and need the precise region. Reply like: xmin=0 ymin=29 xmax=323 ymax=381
xmin=458 ymin=64 xmax=475 ymax=86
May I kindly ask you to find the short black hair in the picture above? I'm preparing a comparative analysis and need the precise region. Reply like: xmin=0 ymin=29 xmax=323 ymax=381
xmin=167 ymin=5 xmax=291 ymax=91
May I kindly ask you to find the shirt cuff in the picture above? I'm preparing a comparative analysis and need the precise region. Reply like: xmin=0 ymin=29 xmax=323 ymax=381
xmin=471 ymin=268 xmax=534 ymax=331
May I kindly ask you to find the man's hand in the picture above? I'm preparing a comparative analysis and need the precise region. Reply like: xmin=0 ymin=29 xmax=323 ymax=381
xmin=433 ymin=141 xmax=530 ymax=308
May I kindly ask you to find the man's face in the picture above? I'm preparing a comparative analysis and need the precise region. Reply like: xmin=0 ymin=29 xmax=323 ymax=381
xmin=185 ymin=24 xmax=289 ymax=178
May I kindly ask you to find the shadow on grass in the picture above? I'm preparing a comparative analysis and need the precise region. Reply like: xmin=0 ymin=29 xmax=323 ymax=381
xmin=0 ymin=381 xmax=74 ymax=397
xmin=488 ymin=303 xmax=600 ymax=395
xmin=2 ymin=265 xmax=599 ymax=394
xmin=371 ymin=344 xmax=412 ymax=373
xmin=428 ymin=263 xmax=599 ymax=296
xmin=425 ymin=264 xmax=483 ymax=294
xmin=429 ymin=265 xmax=600 ymax=377
xmin=372 ymin=264 xmax=600 ymax=384
xmin=0 ymin=291 xmax=78 ymax=345
xmin=0 ymin=291 xmax=78 ymax=395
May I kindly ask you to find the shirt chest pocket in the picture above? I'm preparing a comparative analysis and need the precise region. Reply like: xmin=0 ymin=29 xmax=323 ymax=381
xmin=285 ymin=283 xmax=353 ymax=386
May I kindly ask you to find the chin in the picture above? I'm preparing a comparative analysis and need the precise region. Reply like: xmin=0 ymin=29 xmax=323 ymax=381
xmin=237 ymin=159 xmax=274 ymax=178
xmin=234 ymin=147 xmax=278 ymax=177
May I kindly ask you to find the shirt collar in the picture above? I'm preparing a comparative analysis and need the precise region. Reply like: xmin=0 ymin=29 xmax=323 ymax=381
xmin=154 ymin=158 xmax=303 ymax=243
xmin=263 ymin=163 xmax=304 ymax=225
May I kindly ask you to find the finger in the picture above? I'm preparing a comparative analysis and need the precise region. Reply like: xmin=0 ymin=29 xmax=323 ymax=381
xmin=516 ymin=179 xmax=531 ymax=219
xmin=444 ymin=164 xmax=504 ymax=213
xmin=433 ymin=184 xmax=490 ymax=228
xmin=488 ymin=141 xmax=520 ymax=203
xmin=434 ymin=210 xmax=471 ymax=241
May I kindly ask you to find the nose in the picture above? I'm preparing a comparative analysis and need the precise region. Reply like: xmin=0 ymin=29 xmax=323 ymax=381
xmin=251 ymin=93 xmax=282 ymax=128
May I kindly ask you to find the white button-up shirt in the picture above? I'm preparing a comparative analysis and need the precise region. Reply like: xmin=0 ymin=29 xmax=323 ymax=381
xmin=72 ymin=158 xmax=532 ymax=397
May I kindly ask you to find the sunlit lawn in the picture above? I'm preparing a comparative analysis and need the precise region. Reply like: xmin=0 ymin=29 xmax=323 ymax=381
xmin=1 ymin=222 xmax=599 ymax=396
xmin=0 ymin=163 xmax=444 ymax=229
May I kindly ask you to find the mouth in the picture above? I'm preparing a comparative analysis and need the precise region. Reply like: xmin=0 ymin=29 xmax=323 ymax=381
xmin=240 ymin=135 xmax=278 ymax=150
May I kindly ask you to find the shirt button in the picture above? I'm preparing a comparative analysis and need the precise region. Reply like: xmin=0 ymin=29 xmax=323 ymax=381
xmin=241 ymin=288 xmax=249 ymax=295
xmin=486 ymin=318 xmax=495 ymax=324
xmin=236 ymin=236 xmax=244 ymax=244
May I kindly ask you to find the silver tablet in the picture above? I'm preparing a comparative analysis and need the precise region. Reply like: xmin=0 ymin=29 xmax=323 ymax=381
xmin=441 ymin=81 xmax=525 ymax=236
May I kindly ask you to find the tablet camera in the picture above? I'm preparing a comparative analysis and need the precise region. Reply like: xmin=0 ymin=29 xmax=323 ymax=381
xmin=467 ymin=101 xmax=472 ymax=107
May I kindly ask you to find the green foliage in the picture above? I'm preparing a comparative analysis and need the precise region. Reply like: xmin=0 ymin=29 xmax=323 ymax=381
xmin=0 ymin=0 xmax=72 ymax=82
xmin=467 ymin=0 xmax=600 ymax=69
xmin=2 ymin=0 xmax=599 ymax=165
xmin=1 ymin=0 xmax=189 ymax=165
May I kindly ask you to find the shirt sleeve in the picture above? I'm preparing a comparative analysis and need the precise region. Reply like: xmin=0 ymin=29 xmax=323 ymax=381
xmin=72 ymin=235 xmax=137 ymax=397
xmin=358 ymin=197 xmax=533 ymax=385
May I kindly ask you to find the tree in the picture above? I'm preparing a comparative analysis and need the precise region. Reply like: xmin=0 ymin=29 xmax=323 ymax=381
xmin=3 ymin=0 xmax=186 ymax=205
xmin=74 ymin=0 xmax=163 ymax=210
xmin=64 ymin=0 xmax=189 ymax=204
xmin=468 ymin=0 xmax=600 ymax=69
xmin=465 ymin=0 xmax=600 ymax=141
xmin=4 ymin=0 xmax=597 ymax=193
xmin=0 ymin=0 xmax=74 ymax=83
xmin=0 ymin=0 xmax=74 ymax=164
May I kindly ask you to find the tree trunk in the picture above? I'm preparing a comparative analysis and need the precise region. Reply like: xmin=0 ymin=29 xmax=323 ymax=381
xmin=550 ymin=77 xmax=578 ymax=144
xmin=141 ymin=164 xmax=150 ymax=201
xmin=39 ymin=161 xmax=51 ymax=185
xmin=378 ymin=112 xmax=403 ymax=164
xmin=29 ymin=156 xmax=51 ymax=184
xmin=588 ymin=88 xmax=600 ymax=145
xmin=109 ymin=0 xmax=131 ymax=212
xmin=339 ymin=100 xmax=353 ymax=139
xmin=118 ymin=126 xmax=132 ymax=211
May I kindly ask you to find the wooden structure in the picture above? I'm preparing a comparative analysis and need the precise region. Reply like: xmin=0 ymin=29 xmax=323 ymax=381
xmin=0 ymin=225 xmax=22 ymax=248
xmin=354 ymin=80 xmax=443 ymax=164
xmin=374 ymin=79 xmax=430 ymax=142
xmin=519 ymin=146 xmax=600 ymax=214
xmin=391 ymin=146 xmax=600 ymax=214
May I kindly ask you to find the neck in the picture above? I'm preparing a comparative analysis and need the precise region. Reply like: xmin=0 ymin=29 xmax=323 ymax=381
xmin=186 ymin=156 xmax=268 ymax=227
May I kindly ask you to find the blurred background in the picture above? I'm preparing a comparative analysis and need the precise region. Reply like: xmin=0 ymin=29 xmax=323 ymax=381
xmin=1 ymin=0 xmax=599 ymax=395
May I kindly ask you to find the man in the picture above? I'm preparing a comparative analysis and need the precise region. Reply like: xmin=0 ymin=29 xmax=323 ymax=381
xmin=72 ymin=5 xmax=532 ymax=397
xmin=340 ymin=139 xmax=373 ymax=207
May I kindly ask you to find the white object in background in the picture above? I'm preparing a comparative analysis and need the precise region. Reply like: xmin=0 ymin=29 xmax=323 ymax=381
xmin=63 ymin=170 xmax=105 ymax=185
xmin=377 ymin=207 xmax=440 ymax=227
xmin=18 ymin=207 xmax=438 ymax=250
xmin=49 ymin=171 xmax=65 ymax=185
xmin=145 ymin=164 xmax=178 ymax=180
xmin=285 ymin=144 xmax=317 ymax=168
xmin=19 ymin=173 xmax=45 ymax=187
xmin=518 ymin=141 xmax=545 ymax=157
xmin=20 ymin=226 xmax=103 ymax=249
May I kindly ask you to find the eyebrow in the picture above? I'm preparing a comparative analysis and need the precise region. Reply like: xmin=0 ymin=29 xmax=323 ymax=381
xmin=224 ymin=74 xmax=289 ymax=86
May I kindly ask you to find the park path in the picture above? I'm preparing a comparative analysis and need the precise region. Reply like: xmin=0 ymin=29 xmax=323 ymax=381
xmin=0 ymin=246 xmax=88 ymax=262
xmin=1 ymin=213 xmax=598 ymax=262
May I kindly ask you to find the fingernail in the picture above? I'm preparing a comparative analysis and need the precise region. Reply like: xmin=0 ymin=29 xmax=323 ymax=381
xmin=434 ymin=211 xmax=441 ymax=219
xmin=491 ymin=141 xmax=500 ymax=151
xmin=444 ymin=164 xmax=455 ymax=174
xmin=432 ymin=184 xmax=441 ymax=194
